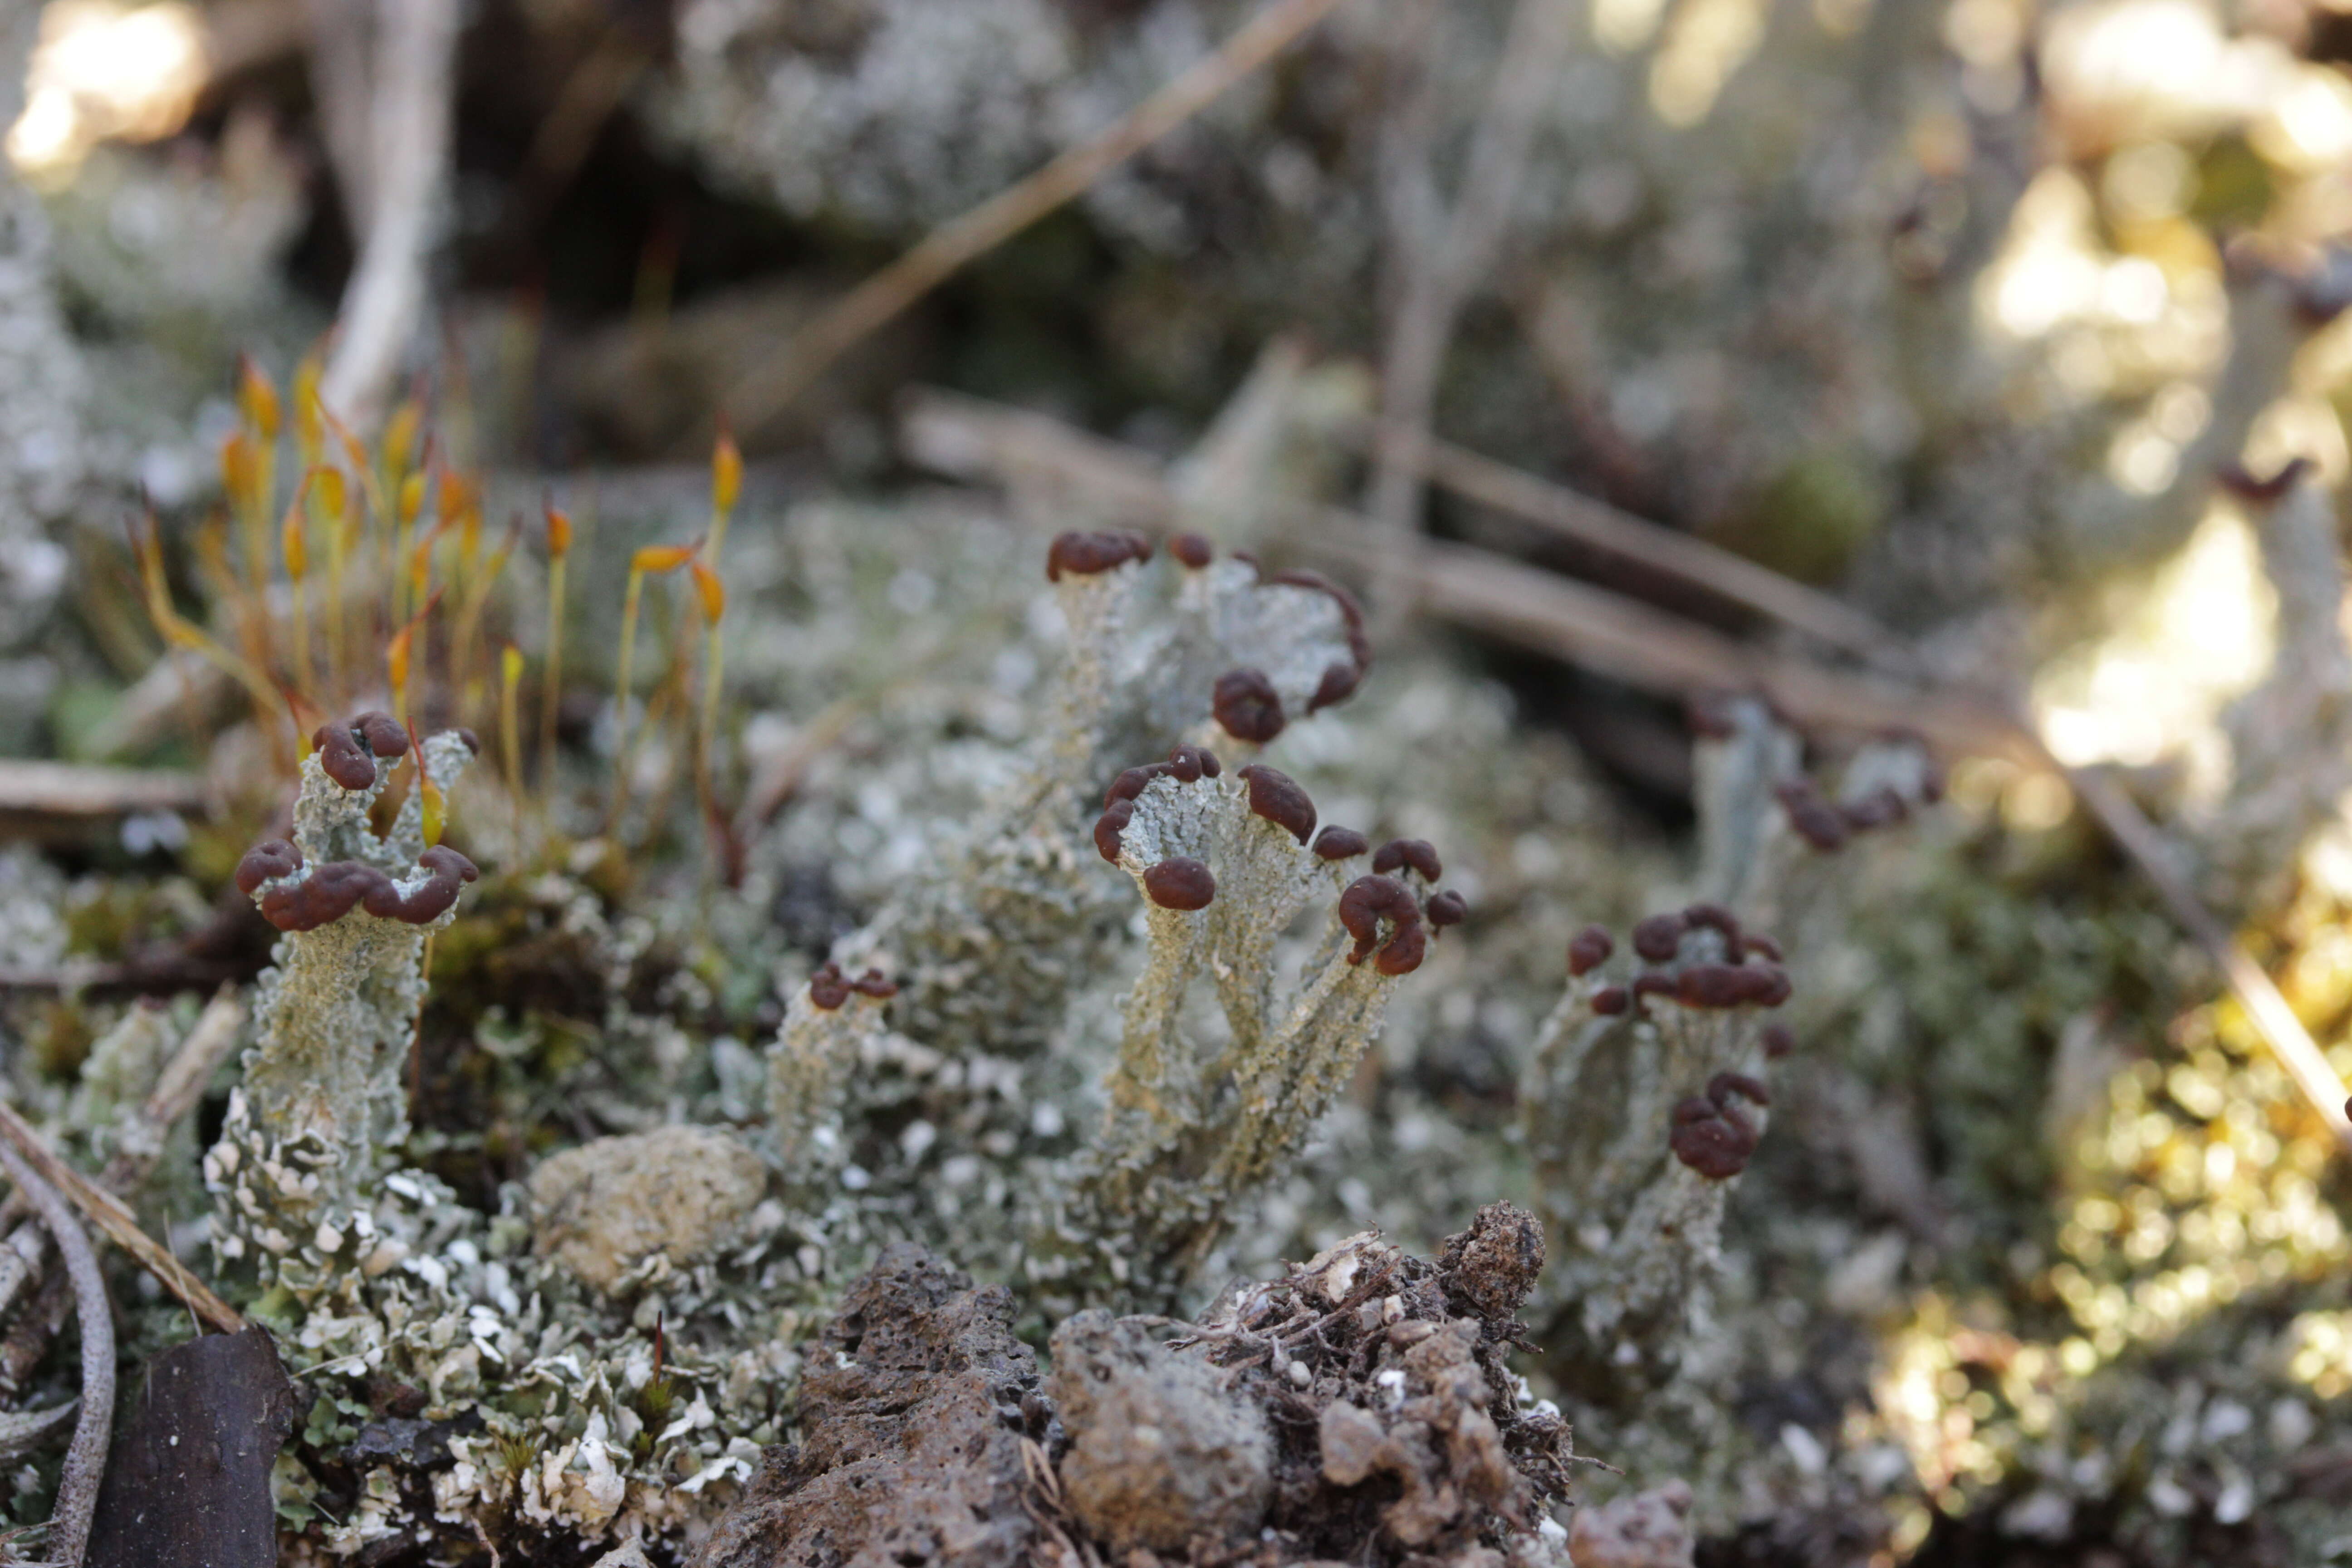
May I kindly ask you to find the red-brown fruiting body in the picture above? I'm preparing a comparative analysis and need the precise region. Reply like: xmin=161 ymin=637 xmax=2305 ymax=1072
xmin=1631 ymin=972 xmax=1678 ymax=1005
xmin=1170 ymin=532 xmax=1214 ymax=568
xmin=1265 ymin=567 xmax=1372 ymax=711
xmin=1213 ymin=668 xmax=1286 ymax=743
xmin=1311 ymin=662 xmax=1364 ymax=711
xmin=251 ymin=844 xmax=478 ymax=933
xmin=1590 ymin=985 xmax=1630 ymax=1015
xmin=1166 ymin=744 xmax=1214 ymax=783
xmin=808 ymin=962 xmax=893 ymax=1009
xmin=313 ymin=710 xmax=412 ymax=791
xmin=1426 ymin=890 xmax=1467 ymax=928
xmin=1761 ymin=1024 xmax=1796 ymax=1059
xmin=1094 ymin=800 xmax=1135 ymax=862
xmin=235 ymin=839 xmax=303 ymax=894
xmin=1674 ymin=963 xmax=1791 ymax=1010
xmin=1372 ymin=838 xmax=1442 ymax=882
xmin=1840 ymin=785 xmax=1909 ymax=832
xmin=1707 ymin=1071 xmax=1770 ymax=1109
xmin=1236 ymin=764 xmax=1316 ymax=844
xmin=1674 ymin=965 xmax=1749 ymax=1008
xmin=1669 ymin=1094 xmax=1759 ymax=1180
xmin=1632 ymin=913 xmax=1686 ymax=963
xmin=355 ymin=712 xmax=409 ymax=756
xmin=314 ymin=729 xmax=377 ymax=790
xmin=1094 ymin=747 xmax=1224 ymax=860
xmin=1143 ymin=856 xmax=1217 ymax=911
xmin=2217 ymin=456 xmax=2314 ymax=504
xmin=456 ymin=727 xmax=482 ymax=755
xmin=1045 ymin=530 xmax=1152 ymax=582
xmin=1337 ymin=875 xmax=1427 ymax=975
xmin=1776 ymin=780 xmax=1849 ymax=851
xmin=1743 ymin=934 xmax=1784 ymax=963
xmin=809 ymin=962 xmax=853 ymax=1010
xmin=1568 ymin=925 xmax=1614 ymax=976
xmin=1313 ymin=826 xmax=1370 ymax=860
xmin=1681 ymin=902 xmax=1742 ymax=951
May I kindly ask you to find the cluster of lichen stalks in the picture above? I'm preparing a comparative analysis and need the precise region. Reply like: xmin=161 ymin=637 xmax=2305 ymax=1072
xmin=188 ymin=522 xmax=1919 ymax=1560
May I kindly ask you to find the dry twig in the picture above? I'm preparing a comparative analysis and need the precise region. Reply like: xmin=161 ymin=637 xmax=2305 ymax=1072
xmin=0 ymin=760 xmax=205 ymax=836
xmin=724 ymin=0 xmax=1353 ymax=435
xmin=735 ymin=693 xmax=869 ymax=838
xmin=1365 ymin=0 xmax=1579 ymax=628
xmin=0 ymin=1102 xmax=244 ymax=1335
xmin=0 ymin=1140 xmax=111 ymax=1568
xmin=318 ymin=0 xmax=462 ymax=428
xmin=1373 ymin=423 xmax=1914 ymax=666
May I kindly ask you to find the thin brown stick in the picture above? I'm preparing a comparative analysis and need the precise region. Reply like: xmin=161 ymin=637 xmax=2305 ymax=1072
xmin=0 ymin=1102 xmax=245 ymax=1334
xmin=510 ymin=28 xmax=648 ymax=230
xmin=0 ymin=1140 xmax=111 ymax=1568
xmin=724 ymin=0 xmax=1352 ymax=434
xmin=0 ymin=760 xmax=206 ymax=822
xmin=2047 ymin=754 xmax=2352 ymax=1152
xmin=1397 ymin=426 xmax=1914 ymax=666
xmin=1365 ymin=0 xmax=1580 ymax=630
xmin=319 ymin=0 xmax=462 ymax=429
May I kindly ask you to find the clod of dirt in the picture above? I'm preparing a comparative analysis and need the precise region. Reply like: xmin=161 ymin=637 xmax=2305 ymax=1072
xmin=1040 ymin=1202 xmax=1572 ymax=1566
xmin=1438 ymin=1200 xmax=1547 ymax=1323
xmin=1047 ymin=1309 xmax=1273 ymax=1553
xmin=1565 ymin=1480 xmax=1696 ymax=1568
xmin=528 ymin=1125 xmax=768 ymax=1290
xmin=1313 ymin=1315 xmax=1519 ymax=1547
xmin=690 ymin=1243 xmax=1045 ymax=1568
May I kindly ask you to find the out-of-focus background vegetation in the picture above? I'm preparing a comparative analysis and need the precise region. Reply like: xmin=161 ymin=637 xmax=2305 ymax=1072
xmin=5 ymin=1 xmax=2352 ymax=1564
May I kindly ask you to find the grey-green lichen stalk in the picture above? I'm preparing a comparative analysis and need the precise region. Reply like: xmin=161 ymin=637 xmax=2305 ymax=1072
xmin=1523 ymin=699 xmax=1941 ymax=1388
xmin=835 ymin=528 xmax=1367 ymax=1060
xmin=206 ymin=715 xmax=480 ymax=1290
xmin=1066 ymin=743 xmax=1465 ymax=1290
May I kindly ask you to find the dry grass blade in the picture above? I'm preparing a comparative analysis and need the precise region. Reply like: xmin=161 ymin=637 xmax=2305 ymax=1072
xmin=2050 ymin=755 xmax=2352 ymax=1153
xmin=0 ymin=1102 xmax=245 ymax=1334
xmin=1341 ymin=534 xmax=2029 ymax=758
xmin=725 ymin=0 xmax=1352 ymax=434
xmin=1406 ymin=428 xmax=1913 ymax=665
xmin=735 ymin=692 xmax=868 ymax=837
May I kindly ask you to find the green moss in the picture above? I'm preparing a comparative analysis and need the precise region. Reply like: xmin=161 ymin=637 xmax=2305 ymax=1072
xmin=1720 ymin=449 xmax=1884 ymax=586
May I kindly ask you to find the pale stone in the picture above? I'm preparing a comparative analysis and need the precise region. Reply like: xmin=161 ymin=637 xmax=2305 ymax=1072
xmin=529 ymin=1126 xmax=769 ymax=1292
